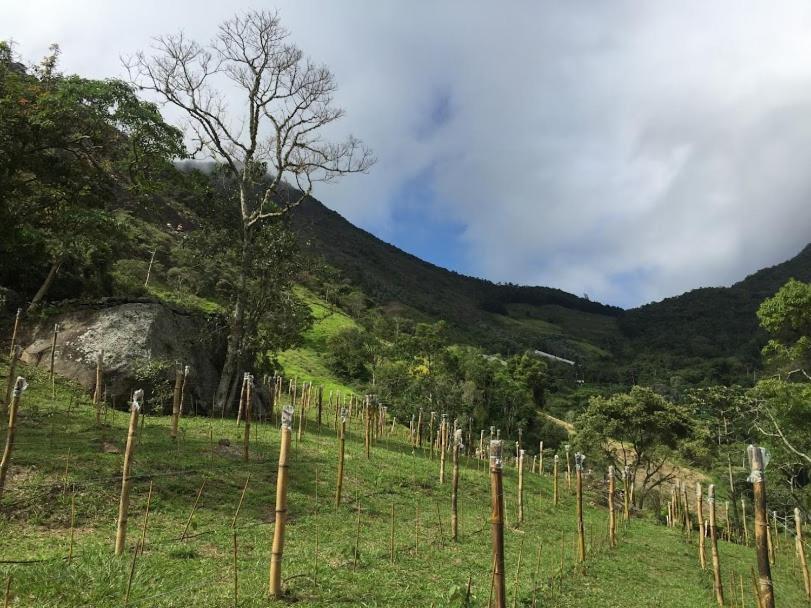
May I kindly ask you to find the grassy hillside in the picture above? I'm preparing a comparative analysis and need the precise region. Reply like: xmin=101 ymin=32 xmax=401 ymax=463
xmin=0 ymin=362 xmax=808 ymax=607
xmin=276 ymin=286 xmax=359 ymax=396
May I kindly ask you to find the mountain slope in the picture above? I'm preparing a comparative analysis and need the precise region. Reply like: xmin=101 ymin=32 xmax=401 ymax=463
xmin=290 ymin=197 xmax=622 ymax=360
xmin=289 ymin=196 xmax=811 ymax=381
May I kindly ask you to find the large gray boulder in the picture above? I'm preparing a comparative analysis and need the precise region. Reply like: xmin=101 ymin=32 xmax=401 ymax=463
xmin=19 ymin=300 xmax=225 ymax=409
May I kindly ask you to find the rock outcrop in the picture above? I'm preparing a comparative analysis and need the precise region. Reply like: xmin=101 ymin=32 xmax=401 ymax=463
xmin=19 ymin=299 xmax=225 ymax=409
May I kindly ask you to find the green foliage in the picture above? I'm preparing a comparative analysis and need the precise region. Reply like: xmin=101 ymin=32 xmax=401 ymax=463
xmin=757 ymin=278 xmax=811 ymax=374
xmin=576 ymin=386 xmax=695 ymax=506
xmin=326 ymin=327 xmax=375 ymax=382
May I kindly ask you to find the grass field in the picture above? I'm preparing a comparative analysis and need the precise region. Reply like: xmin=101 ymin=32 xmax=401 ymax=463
xmin=0 ymin=359 xmax=809 ymax=607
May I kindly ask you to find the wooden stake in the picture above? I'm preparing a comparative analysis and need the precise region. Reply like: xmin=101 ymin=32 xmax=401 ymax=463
xmin=170 ymin=366 xmax=183 ymax=440
xmin=2 ymin=346 xmax=20 ymax=417
xmin=390 ymin=502 xmax=396 ymax=563
xmin=268 ymin=406 xmax=293 ymax=599
xmin=3 ymin=574 xmax=10 ymax=608
xmin=233 ymin=530 xmax=239 ymax=608
xmin=795 ymin=507 xmax=811 ymax=599
xmin=539 ymin=441 xmax=544 ymax=476
xmin=553 ymin=455 xmax=559 ymax=506
xmin=68 ymin=489 xmax=76 ymax=563
xmin=243 ymin=375 xmax=252 ymax=462
xmin=0 ymin=377 xmax=25 ymax=501
xmin=8 ymin=308 xmax=21 ymax=359
xmin=49 ymin=323 xmax=58 ymax=386
xmin=518 ymin=449 xmax=525 ymax=524
xmin=335 ymin=413 xmax=346 ymax=508
xmin=231 ymin=475 xmax=251 ymax=528
xmin=608 ymin=465 xmax=616 ymax=548
xmin=748 ymin=445 xmax=774 ymax=608
xmin=697 ymin=482 xmax=706 ymax=570
xmin=353 ymin=498 xmax=362 ymax=571
xmin=452 ymin=431 xmax=461 ymax=541
xmin=93 ymin=351 xmax=104 ymax=425
xmin=575 ymin=453 xmax=586 ymax=563
xmin=115 ymin=391 xmax=141 ymax=556
xmin=124 ymin=545 xmax=138 ymax=607
xmin=708 ymin=484 xmax=725 ymax=606
xmin=489 ymin=439 xmax=506 ymax=608
xmin=512 ymin=537 xmax=524 ymax=608
xmin=439 ymin=415 xmax=447 ymax=483
xmin=137 ymin=481 xmax=153 ymax=556
xmin=180 ymin=479 xmax=206 ymax=541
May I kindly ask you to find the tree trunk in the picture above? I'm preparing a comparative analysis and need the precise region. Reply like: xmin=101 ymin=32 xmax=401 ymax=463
xmin=27 ymin=258 xmax=63 ymax=313
xmin=214 ymin=213 xmax=252 ymax=414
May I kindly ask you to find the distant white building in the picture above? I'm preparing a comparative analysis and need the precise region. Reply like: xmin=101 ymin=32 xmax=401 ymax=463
xmin=532 ymin=350 xmax=575 ymax=366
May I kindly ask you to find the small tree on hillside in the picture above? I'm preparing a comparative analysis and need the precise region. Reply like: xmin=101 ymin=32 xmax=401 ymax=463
xmin=575 ymin=386 xmax=694 ymax=508
xmin=126 ymin=10 xmax=374 ymax=410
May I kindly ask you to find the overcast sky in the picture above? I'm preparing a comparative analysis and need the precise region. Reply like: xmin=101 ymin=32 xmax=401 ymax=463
xmin=5 ymin=1 xmax=811 ymax=308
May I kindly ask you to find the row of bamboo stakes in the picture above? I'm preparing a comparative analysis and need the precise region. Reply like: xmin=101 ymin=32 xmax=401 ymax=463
xmin=3 ymin=331 xmax=811 ymax=607
xmin=665 ymin=446 xmax=811 ymax=608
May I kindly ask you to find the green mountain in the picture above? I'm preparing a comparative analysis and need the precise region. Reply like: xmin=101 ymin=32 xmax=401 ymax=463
xmin=290 ymin=196 xmax=811 ymax=383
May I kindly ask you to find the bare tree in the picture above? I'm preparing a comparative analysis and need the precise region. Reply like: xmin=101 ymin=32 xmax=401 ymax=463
xmin=125 ymin=10 xmax=374 ymax=410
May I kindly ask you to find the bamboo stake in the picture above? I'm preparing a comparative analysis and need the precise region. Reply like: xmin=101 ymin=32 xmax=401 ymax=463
xmin=49 ymin=323 xmax=58 ymax=387
xmin=243 ymin=374 xmax=252 ymax=462
xmin=0 ymin=377 xmax=26 ymax=501
xmin=353 ymin=498 xmax=362 ymax=571
xmin=335 ymin=410 xmax=346 ymax=508
xmin=439 ymin=414 xmax=447 ymax=483
xmin=512 ymin=537 xmax=524 ymax=608
xmin=2 ymin=346 xmax=20 ymax=417
xmin=137 ymin=481 xmax=153 ymax=556
xmin=708 ymin=484 xmax=725 ymax=606
xmin=452 ymin=429 xmax=461 ymax=541
xmin=124 ymin=545 xmax=138 ymax=607
xmin=575 ymin=453 xmax=586 ymax=563
xmin=236 ymin=373 xmax=247 ymax=425
xmin=268 ymin=405 xmax=293 ymax=599
xmin=747 ymin=445 xmax=774 ymax=608
xmin=518 ymin=449 xmax=525 ymax=524
xmin=415 ymin=503 xmax=419 ymax=556
xmin=115 ymin=390 xmax=142 ymax=556
xmin=314 ymin=467 xmax=319 ymax=583
xmin=565 ymin=444 xmax=571 ymax=491
xmin=608 ymin=465 xmax=616 ymax=548
xmin=233 ymin=530 xmax=239 ymax=608
xmin=697 ymin=482 xmax=706 ymax=570
xmin=795 ymin=507 xmax=811 ymax=599
xmin=531 ymin=543 xmax=542 ymax=608
xmin=8 ymin=308 xmax=21 ymax=359
xmin=390 ymin=502 xmax=396 ymax=563
xmin=93 ymin=351 xmax=103 ymax=425
xmin=489 ymin=439 xmax=506 ymax=608
xmin=231 ymin=475 xmax=251 ymax=528
xmin=553 ymin=455 xmax=559 ymax=506
xmin=170 ymin=366 xmax=183 ymax=440
xmin=181 ymin=479 xmax=206 ymax=541
xmin=68 ymin=488 xmax=76 ymax=563
xmin=539 ymin=441 xmax=544 ymax=476
xmin=3 ymin=575 xmax=9 ymax=608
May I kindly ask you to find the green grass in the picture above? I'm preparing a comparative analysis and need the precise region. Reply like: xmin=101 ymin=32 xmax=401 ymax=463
xmin=276 ymin=287 xmax=359 ymax=396
xmin=0 ymin=361 xmax=808 ymax=607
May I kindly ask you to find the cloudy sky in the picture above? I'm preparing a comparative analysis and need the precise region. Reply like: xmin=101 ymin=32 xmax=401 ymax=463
xmin=5 ymin=1 xmax=811 ymax=308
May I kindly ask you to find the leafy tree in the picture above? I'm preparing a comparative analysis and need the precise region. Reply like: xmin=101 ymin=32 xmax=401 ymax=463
xmin=757 ymin=278 xmax=811 ymax=378
xmin=326 ymin=327 xmax=376 ymax=382
xmin=0 ymin=42 xmax=183 ymax=309
xmin=127 ymin=10 xmax=374 ymax=411
xmin=575 ymin=386 xmax=694 ymax=508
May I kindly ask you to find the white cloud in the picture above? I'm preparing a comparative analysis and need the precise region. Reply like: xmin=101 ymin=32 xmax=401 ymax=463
xmin=5 ymin=1 xmax=811 ymax=306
